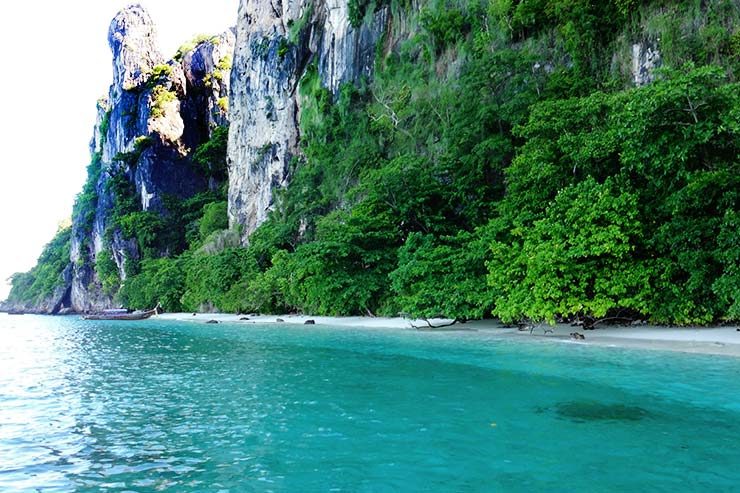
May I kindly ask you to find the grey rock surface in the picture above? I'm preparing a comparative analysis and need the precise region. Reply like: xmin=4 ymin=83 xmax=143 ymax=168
xmin=227 ymin=0 xmax=388 ymax=241
xmin=67 ymin=5 xmax=234 ymax=312
xmin=108 ymin=4 xmax=165 ymax=94
xmin=632 ymin=41 xmax=661 ymax=87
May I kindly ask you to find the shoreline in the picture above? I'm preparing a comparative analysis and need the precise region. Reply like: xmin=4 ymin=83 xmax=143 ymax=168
xmin=4 ymin=310 xmax=738 ymax=357
xmin=155 ymin=313 xmax=740 ymax=358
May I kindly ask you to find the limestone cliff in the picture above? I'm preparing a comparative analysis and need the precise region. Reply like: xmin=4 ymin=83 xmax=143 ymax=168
xmin=3 ymin=0 xmax=697 ymax=316
xmin=66 ymin=5 xmax=235 ymax=312
xmin=227 ymin=0 xmax=388 ymax=240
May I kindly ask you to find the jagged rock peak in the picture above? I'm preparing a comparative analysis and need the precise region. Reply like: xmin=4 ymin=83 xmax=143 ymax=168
xmin=108 ymin=4 xmax=164 ymax=91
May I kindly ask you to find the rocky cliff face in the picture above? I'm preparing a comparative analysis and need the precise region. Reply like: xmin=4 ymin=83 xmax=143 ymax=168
xmin=67 ymin=5 xmax=235 ymax=312
xmin=631 ymin=41 xmax=661 ymax=87
xmin=227 ymin=0 xmax=388 ymax=240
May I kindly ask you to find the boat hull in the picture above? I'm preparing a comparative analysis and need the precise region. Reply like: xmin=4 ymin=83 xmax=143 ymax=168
xmin=82 ymin=310 xmax=156 ymax=321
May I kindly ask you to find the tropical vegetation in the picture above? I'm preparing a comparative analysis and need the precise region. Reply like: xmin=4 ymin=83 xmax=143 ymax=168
xmin=7 ymin=0 xmax=740 ymax=325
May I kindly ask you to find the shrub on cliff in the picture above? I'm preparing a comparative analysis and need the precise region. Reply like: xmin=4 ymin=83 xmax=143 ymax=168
xmin=198 ymin=201 xmax=228 ymax=241
xmin=193 ymin=126 xmax=229 ymax=183
xmin=120 ymin=257 xmax=186 ymax=312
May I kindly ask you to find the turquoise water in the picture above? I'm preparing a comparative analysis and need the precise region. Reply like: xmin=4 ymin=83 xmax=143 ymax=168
xmin=1 ymin=316 xmax=739 ymax=492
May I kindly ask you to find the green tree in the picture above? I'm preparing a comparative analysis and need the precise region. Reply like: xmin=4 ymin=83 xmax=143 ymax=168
xmin=193 ymin=126 xmax=229 ymax=182
xmin=198 ymin=201 xmax=228 ymax=240
xmin=489 ymin=177 xmax=653 ymax=323
xmin=7 ymin=226 xmax=72 ymax=305
xmin=120 ymin=257 xmax=186 ymax=312
xmin=390 ymin=230 xmax=494 ymax=319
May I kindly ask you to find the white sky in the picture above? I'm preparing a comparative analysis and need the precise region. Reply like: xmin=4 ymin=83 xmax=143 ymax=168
xmin=0 ymin=1 xmax=238 ymax=300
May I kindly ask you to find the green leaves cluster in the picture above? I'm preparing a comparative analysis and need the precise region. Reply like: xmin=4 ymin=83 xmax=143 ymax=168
xmin=112 ymin=136 xmax=153 ymax=169
xmin=71 ymin=152 xmax=103 ymax=243
xmin=173 ymin=34 xmax=220 ymax=62
xmin=490 ymin=177 xmax=651 ymax=324
xmin=193 ymin=126 xmax=229 ymax=182
xmin=95 ymin=250 xmax=121 ymax=296
xmin=490 ymin=65 xmax=740 ymax=324
xmin=120 ymin=257 xmax=187 ymax=311
xmin=348 ymin=0 xmax=389 ymax=27
xmin=145 ymin=64 xmax=173 ymax=89
xmin=198 ymin=201 xmax=228 ymax=239
xmin=150 ymin=86 xmax=177 ymax=119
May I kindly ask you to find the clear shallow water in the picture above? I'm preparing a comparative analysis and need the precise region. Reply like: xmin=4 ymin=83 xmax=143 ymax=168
xmin=1 ymin=315 xmax=739 ymax=492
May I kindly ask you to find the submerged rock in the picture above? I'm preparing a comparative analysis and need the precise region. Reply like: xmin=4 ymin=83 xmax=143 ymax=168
xmin=544 ymin=401 xmax=652 ymax=423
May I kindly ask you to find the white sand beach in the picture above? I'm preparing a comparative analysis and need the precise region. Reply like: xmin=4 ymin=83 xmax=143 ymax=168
xmin=156 ymin=313 xmax=740 ymax=357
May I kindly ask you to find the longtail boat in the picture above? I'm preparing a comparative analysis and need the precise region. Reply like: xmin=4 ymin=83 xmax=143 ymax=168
xmin=82 ymin=305 xmax=160 ymax=321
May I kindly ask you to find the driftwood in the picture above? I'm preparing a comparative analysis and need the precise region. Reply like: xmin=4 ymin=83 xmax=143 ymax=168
xmin=515 ymin=321 xmax=555 ymax=335
xmin=410 ymin=318 xmax=459 ymax=330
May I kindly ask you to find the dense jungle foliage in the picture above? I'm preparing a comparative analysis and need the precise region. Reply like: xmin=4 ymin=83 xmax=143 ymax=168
xmin=6 ymin=226 xmax=71 ymax=307
xmin=9 ymin=0 xmax=740 ymax=325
